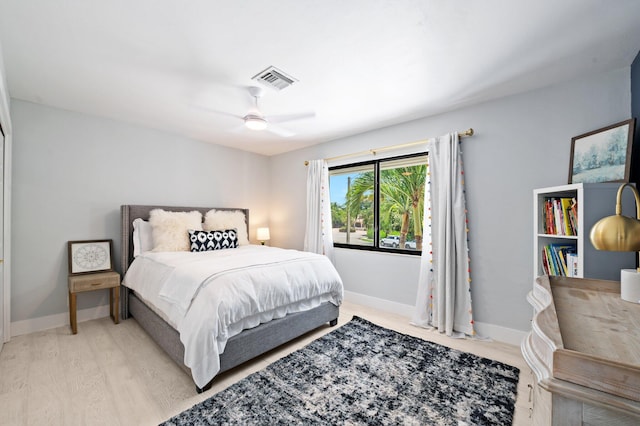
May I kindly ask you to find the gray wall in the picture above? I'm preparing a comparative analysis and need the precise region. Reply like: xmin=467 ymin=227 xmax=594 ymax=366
xmin=632 ymin=51 xmax=640 ymax=185
xmin=269 ymin=67 xmax=632 ymax=332
xmin=11 ymin=100 xmax=270 ymax=322
xmin=10 ymin=66 xmax=633 ymax=332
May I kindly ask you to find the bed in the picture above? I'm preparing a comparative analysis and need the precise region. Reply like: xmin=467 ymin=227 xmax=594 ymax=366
xmin=120 ymin=205 xmax=343 ymax=392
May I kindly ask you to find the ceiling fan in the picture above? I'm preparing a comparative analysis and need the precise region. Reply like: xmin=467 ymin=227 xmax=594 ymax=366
xmin=233 ymin=86 xmax=315 ymax=137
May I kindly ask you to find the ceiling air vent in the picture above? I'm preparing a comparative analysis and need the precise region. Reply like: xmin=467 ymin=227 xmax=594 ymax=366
xmin=252 ymin=66 xmax=298 ymax=91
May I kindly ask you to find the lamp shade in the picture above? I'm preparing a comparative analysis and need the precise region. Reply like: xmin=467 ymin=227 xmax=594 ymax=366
xmin=590 ymin=215 xmax=640 ymax=251
xmin=257 ymin=227 xmax=270 ymax=241
xmin=590 ymin=183 xmax=640 ymax=252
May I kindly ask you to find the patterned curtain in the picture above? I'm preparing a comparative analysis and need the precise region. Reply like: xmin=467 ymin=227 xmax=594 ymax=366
xmin=303 ymin=160 xmax=334 ymax=262
xmin=412 ymin=132 xmax=474 ymax=337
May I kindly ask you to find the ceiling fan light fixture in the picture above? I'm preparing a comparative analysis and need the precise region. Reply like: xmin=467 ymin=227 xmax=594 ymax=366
xmin=244 ymin=115 xmax=268 ymax=131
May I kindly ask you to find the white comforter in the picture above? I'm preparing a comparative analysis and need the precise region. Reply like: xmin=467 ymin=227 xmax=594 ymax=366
xmin=123 ymin=245 xmax=343 ymax=388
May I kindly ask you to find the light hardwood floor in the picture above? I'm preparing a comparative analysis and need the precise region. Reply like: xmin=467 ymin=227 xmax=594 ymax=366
xmin=0 ymin=301 xmax=533 ymax=425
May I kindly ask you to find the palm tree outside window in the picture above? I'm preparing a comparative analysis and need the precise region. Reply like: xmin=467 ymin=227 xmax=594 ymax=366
xmin=329 ymin=153 xmax=427 ymax=254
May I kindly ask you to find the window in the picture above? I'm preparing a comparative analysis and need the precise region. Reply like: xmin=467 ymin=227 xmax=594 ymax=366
xmin=329 ymin=153 xmax=428 ymax=254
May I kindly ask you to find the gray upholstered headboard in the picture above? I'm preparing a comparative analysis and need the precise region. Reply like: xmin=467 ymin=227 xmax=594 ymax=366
xmin=120 ymin=205 xmax=250 ymax=275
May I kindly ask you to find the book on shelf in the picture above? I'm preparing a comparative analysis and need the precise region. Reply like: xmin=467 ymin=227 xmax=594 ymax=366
xmin=542 ymin=197 xmax=578 ymax=236
xmin=553 ymin=199 xmax=563 ymax=235
xmin=542 ymin=245 xmax=557 ymax=276
xmin=566 ymin=252 xmax=579 ymax=277
xmin=560 ymin=198 xmax=574 ymax=236
xmin=557 ymin=248 xmax=569 ymax=276
xmin=544 ymin=199 xmax=555 ymax=235
xmin=568 ymin=198 xmax=578 ymax=235
xmin=541 ymin=250 xmax=550 ymax=275
xmin=541 ymin=243 xmax=577 ymax=277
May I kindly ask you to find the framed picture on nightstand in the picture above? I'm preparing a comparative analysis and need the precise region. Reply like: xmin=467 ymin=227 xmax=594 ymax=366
xmin=68 ymin=239 xmax=114 ymax=275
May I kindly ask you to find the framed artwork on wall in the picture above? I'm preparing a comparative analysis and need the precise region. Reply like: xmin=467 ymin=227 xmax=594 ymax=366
xmin=568 ymin=119 xmax=636 ymax=184
xmin=68 ymin=239 xmax=114 ymax=275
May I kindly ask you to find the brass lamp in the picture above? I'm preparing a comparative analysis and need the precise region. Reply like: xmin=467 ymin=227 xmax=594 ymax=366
xmin=590 ymin=183 xmax=640 ymax=303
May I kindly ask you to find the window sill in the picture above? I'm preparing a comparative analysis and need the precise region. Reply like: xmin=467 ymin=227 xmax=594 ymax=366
xmin=333 ymin=244 xmax=422 ymax=256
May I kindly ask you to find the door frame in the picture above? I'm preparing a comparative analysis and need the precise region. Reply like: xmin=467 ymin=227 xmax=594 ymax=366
xmin=0 ymin=53 xmax=11 ymax=344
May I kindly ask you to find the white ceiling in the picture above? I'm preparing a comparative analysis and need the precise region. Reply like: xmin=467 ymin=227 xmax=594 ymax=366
xmin=1 ymin=1 xmax=640 ymax=156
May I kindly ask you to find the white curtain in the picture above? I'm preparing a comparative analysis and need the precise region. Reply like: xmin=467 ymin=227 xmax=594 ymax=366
xmin=412 ymin=132 xmax=474 ymax=337
xmin=303 ymin=160 xmax=335 ymax=262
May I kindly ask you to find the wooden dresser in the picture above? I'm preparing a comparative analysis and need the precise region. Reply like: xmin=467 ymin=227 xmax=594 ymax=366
xmin=522 ymin=275 xmax=640 ymax=425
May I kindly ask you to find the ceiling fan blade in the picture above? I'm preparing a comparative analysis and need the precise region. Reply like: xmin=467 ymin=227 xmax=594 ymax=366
xmin=192 ymin=104 xmax=245 ymax=121
xmin=266 ymin=112 xmax=315 ymax=124
xmin=209 ymin=110 xmax=245 ymax=120
xmin=266 ymin=123 xmax=295 ymax=137
xmin=229 ymin=124 xmax=248 ymax=134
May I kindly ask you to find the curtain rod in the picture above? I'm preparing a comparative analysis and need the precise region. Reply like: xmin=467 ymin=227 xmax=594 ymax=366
xmin=304 ymin=128 xmax=474 ymax=166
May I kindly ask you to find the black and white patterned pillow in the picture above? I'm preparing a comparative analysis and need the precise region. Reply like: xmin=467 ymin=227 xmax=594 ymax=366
xmin=189 ymin=229 xmax=239 ymax=252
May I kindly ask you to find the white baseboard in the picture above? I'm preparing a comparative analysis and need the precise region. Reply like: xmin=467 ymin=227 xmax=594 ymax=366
xmin=11 ymin=304 xmax=111 ymax=337
xmin=344 ymin=290 xmax=416 ymax=317
xmin=10 ymin=293 xmax=529 ymax=347
xmin=473 ymin=321 xmax=527 ymax=347
xmin=344 ymin=290 xmax=526 ymax=346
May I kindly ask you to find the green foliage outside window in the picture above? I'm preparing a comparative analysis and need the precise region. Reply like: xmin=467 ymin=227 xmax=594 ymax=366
xmin=329 ymin=154 xmax=427 ymax=252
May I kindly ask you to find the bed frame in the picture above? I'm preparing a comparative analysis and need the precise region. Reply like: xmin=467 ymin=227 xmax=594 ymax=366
xmin=120 ymin=205 xmax=339 ymax=392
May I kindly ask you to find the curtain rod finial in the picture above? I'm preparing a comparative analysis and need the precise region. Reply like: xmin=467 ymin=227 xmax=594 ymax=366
xmin=304 ymin=160 xmax=309 ymax=166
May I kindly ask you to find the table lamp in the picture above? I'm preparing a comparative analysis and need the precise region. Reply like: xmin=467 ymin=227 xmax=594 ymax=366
xmin=590 ymin=183 xmax=640 ymax=303
xmin=257 ymin=227 xmax=270 ymax=245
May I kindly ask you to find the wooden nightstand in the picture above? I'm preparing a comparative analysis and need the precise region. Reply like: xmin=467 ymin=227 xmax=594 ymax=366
xmin=68 ymin=271 xmax=120 ymax=334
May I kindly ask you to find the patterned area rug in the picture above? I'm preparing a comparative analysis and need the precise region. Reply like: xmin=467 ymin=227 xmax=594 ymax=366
xmin=161 ymin=316 xmax=519 ymax=425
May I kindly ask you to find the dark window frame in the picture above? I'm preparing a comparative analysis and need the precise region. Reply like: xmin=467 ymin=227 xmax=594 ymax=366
xmin=329 ymin=152 xmax=427 ymax=256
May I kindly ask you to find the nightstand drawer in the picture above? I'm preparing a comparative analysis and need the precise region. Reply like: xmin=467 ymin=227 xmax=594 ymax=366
xmin=68 ymin=272 xmax=119 ymax=292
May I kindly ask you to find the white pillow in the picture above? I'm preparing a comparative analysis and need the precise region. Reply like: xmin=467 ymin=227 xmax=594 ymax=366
xmin=203 ymin=209 xmax=249 ymax=245
xmin=132 ymin=218 xmax=154 ymax=257
xmin=149 ymin=209 xmax=203 ymax=252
